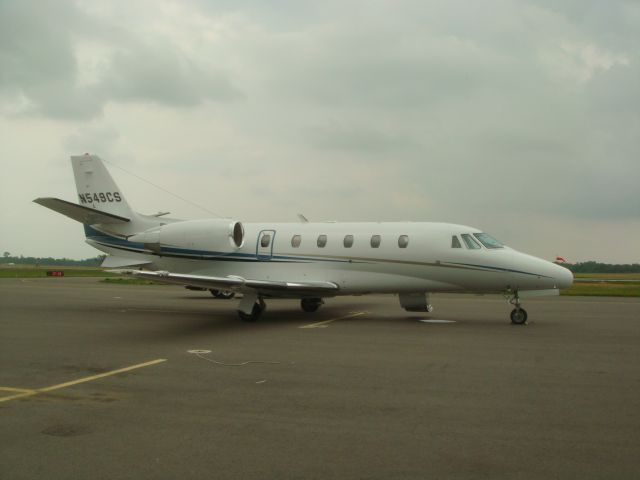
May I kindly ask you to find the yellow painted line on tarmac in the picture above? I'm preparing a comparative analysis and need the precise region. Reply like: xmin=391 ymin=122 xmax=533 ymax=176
xmin=0 ymin=391 xmax=36 ymax=402
xmin=0 ymin=387 xmax=37 ymax=394
xmin=0 ymin=358 xmax=166 ymax=404
xmin=299 ymin=311 xmax=366 ymax=329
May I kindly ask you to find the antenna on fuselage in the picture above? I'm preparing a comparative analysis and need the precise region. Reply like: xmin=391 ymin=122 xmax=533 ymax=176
xmin=297 ymin=213 xmax=309 ymax=223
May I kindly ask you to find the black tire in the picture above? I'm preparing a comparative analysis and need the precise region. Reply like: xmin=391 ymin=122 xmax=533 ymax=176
xmin=510 ymin=308 xmax=528 ymax=325
xmin=238 ymin=299 xmax=266 ymax=322
xmin=210 ymin=289 xmax=236 ymax=299
xmin=301 ymin=298 xmax=322 ymax=313
xmin=238 ymin=310 xmax=256 ymax=321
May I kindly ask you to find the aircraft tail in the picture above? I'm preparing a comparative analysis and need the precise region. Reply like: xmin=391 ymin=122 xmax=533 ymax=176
xmin=35 ymin=154 xmax=182 ymax=266
xmin=71 ymin=154 xmax=134 ymax=219
xmin=34 ymin=154 xmax=182 ymax=268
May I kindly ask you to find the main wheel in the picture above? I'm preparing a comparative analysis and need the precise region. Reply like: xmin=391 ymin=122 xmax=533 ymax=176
xmin=217 ymin=290 xmax=236 ymax=300
xmin=210 ymin=289 xmax=236 ymax=299
xmin=510 ymin=308 xmax=528 ymax=325
xmin=238 ymin=299 xmax=266 ymax=322
xmin=301 ymin=298 xmax=322 ymax=313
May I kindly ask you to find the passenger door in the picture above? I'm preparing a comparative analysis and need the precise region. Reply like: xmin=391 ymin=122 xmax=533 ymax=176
xmin=256 ymin=230 xmax=276 ymax=261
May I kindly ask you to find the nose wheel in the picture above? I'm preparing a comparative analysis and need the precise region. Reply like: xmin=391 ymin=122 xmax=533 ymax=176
xmin=510 ymin=307 xmax=528 ymax=325
xmin=507 ymin=291 xmax=528 ymax=325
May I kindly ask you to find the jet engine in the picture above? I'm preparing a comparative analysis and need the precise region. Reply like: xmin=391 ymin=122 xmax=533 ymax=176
xmin=129 ymin=219 xmax=244 ymax=253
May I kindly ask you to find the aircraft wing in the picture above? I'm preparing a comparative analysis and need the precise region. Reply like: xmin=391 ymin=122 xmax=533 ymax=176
xmin=128 ymin=270 xmax=340 ymax=296
xmin=34 ymin=197 xmax=130 ymax=225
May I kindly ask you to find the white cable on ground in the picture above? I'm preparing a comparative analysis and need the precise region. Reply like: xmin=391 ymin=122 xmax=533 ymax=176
xmin=187 ymin=350 xmax=282 ymax=367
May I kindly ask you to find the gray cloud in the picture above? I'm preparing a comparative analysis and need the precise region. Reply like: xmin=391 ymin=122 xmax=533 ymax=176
xmin=0 ymin=0 xmax=240 ymax=119
xmin=103 ymin=41 xmax=240 ymax=106
xmin=307 ymin=123 xmax=418 ymax=154
xmin=1 ymin=0 xmax=638 ymax=262
xmin=0 ymin=1 xmax=98 ymax=118
xmin=220 ymin=1 xmax=639 ymax=221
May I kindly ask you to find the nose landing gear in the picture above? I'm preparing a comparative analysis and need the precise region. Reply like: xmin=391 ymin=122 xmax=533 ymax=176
xmin=507 ymin=291 xmax=528 ymax=325
xmin=510 ymin=307 xmax=528 ymax=325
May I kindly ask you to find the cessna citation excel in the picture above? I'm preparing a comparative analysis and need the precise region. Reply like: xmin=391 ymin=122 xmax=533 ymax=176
xmin=35 ymin=155 xmax=573 ymax=324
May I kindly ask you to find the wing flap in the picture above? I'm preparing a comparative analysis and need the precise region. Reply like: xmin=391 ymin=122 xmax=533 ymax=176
xmin=128 ymin=270 xmax=339 ymax=295
xmin=34 ymin=197 xmax=130 ymax=225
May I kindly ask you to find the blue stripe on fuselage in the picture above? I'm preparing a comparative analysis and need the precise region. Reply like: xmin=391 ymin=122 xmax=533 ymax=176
xmin=84 ymin=225 xmax=345 ymax=263
xmin=445 ymin=261 xmax=552 ymax=278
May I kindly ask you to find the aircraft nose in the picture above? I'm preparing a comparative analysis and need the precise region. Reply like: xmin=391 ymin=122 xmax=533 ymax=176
xmin=554 ymin=264 xmax=573 ymax=289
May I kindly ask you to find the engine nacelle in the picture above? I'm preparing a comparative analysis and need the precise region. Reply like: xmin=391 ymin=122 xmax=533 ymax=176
xmin=129 ymin=219 xmax=244 ymax=253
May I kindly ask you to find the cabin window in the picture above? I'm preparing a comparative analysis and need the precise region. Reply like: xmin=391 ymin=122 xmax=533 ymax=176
xmin=461 ymin=233 xmax=481 ymax=250
xmin=291 ymin=235 xmax=301 ymax=248
xmin=398 ymin=235 xmax=409 ymax=248
xmin=344 ymin=235 xmax=354 ymax=248
xmin=473 ymin=233 xmax=504 ymax=249
xmin=451 ymin=236 xmax=462 ymax=248
xmin=370 ymin=235 xmax=381 ymax=248
xmin=317 ymin=235 xmax=327 ymax=248
xmin=260 ymin=234 xmax=271 ymax=248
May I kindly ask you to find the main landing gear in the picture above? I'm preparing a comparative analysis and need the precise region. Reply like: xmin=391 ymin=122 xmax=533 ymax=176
xmin=508 ymin=291 xmax=528 ymax=325
xmin=209 ymin=289 xmax=236 ymax=299
xmin=237 ymin=297 xmax=266 ymax=322
xmin=301 ymin=298 xmax=323 ymax=313
xmin=236 ymin=296 xmax=325 ymax=321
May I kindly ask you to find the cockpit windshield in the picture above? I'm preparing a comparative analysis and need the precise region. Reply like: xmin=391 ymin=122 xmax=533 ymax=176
xmin=473 ymin=233 xmax=504 ymax=249
xmin=460 ymin=234 xmax=481 ymax=249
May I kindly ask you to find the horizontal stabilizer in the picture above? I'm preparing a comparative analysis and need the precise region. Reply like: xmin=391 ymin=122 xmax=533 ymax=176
xmin=33 ymin=197 xmax=130 ymax=225
xmin=101 ymin=256 xmax=152 ymax=268
xmin=128 ymin=270 xmax=339 ymax=296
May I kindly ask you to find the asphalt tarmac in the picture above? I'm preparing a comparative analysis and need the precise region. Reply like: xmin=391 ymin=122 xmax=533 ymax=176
xmin=1 ymin=278 xmax=639 ymax=479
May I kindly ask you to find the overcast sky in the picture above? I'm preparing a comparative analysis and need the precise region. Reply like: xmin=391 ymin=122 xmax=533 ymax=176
xmin=1 ymin=0 xmax=638 ymax=263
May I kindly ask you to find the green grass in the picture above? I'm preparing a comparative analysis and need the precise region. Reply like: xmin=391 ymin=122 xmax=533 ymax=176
xmin=564 ymin=272 xmax=640 ymax=296
xmin=574 ymin=273 xmax=640 ymax=280
xmin=0 ymin=266 xmax=115 ymax=278
xmin=0 ymin=266 xmax=162 ymax=285
xmin=101 ymin=277 xmax=162 ymax=286
xmin=561 ymin=282 xmax=640 ymax=297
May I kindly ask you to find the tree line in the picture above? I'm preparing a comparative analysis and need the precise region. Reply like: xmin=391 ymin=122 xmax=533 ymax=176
xmin=557 ymin=261 xmax=640 ymax=273
xmin=1 ymin=253 xmax=106 ymax=267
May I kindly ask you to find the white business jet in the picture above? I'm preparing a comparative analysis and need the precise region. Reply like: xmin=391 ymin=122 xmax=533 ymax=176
xmin=35 ymin=155 xmax=573 ymax=324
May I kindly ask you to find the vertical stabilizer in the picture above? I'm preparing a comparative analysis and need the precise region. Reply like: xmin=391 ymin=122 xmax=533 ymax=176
xmin=71 ymin=154 xmax=134 ymax=219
